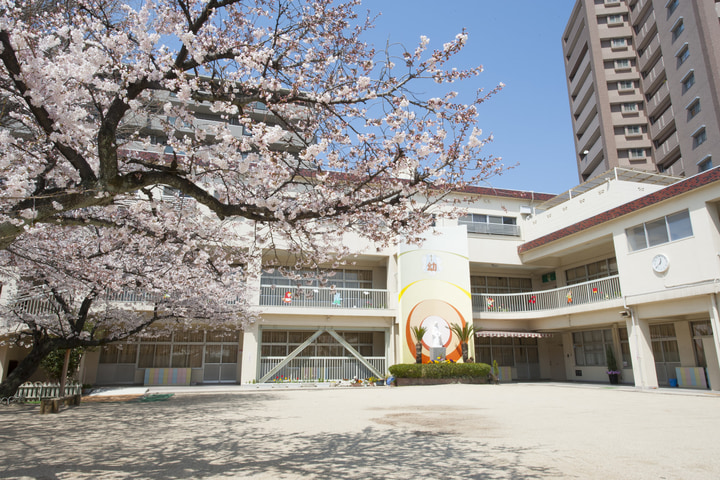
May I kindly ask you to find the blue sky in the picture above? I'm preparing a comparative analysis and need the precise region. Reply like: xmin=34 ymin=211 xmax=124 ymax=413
xmin=364 ymin=0 xmax=579 ymax=195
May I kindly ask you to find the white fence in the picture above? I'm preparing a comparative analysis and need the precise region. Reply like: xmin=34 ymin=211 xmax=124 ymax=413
xmin=260 ymin=286 xmax=388 ymax=310
xmin=15 ymin=382 xmax=82 ymax=401
xmin=259 ymin=356 xmax=386 ymax=382
xmin=472 ymin=275 xmax=621 ymax=313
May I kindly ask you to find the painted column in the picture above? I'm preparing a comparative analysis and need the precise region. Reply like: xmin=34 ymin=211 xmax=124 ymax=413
xmin=398 ymin=226 xmax=473 ymax=363
xmin=625 ymin=308 xmax=659 ymax=389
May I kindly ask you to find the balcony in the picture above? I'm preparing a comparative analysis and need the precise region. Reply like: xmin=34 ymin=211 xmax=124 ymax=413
xmin=656 ymin=131 xmax=680 ymax=164
xmin=638 ymin=34 xmax=661 ymax=72
xmin=630 ymin=0 xmax=651 ymax=25
xmin=259 ymin=285 xmax=388 ymax=310
xmin=634 ymin=9 xmax=656 ymax=47
xmin=646 ymin=81 xmax=670 ymax=118
xmin=472 ymin=275 xmax=621 ymax=314
xmin=649 ymin=104 xmax=675 ymax=140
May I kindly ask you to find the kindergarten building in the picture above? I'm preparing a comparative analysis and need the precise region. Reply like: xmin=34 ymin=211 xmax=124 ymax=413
xmin=5 ymin=165 xmax=720 ymax=391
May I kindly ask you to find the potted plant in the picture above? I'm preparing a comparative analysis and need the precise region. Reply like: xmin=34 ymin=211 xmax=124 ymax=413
xmin=410 ymin=325 xmax=427 ymax=364
xmin=449 ymin=322 xmax=475 ymax=362
xmin=606 ymin=345 xmax=620 ymax=385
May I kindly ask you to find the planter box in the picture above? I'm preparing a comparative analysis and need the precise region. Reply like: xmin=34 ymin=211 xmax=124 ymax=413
xmin=393 ymin=377 xmax=488 ymax=386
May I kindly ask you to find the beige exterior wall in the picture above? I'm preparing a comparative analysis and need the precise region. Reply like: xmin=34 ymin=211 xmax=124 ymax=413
xmin=564 ymin=0 xmax=720 ymax=181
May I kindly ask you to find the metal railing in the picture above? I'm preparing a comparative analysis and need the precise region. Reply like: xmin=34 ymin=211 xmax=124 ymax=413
xmin=461 ymin=222 xmax=521 ymax=236
xmin=259 ymin=285 xmax=388 ymax=309
xmin=472 ymin=275 xmax=621 ymax=313
xmin=259 ymin=356 xmax=386 ymax=382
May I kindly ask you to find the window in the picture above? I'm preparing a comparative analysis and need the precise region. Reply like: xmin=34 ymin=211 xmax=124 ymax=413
xmin=260 ymin=268 xmax=372 ymax=289
xmin=698 ymin=156 xmax=712 ymax=172
xmin=693 ymin=127 xmax=707 ymax=148
xmin=607 ymin=14 xmax=623 ymax=25
xmin=474 ymin=336 xmax=538 ymax=370
xmin=676 ymin=44 xmax=689 ymax=66
xmin=573 ymin=329 xmax=613 ymax=367
xmin=682 ymin=71 xmax=695 ymax=93
xmin=691 ymin=321 xmax=712 ymax=367
xmin=622 ymin=102 xmax=638 ymax=113
xmin=625 ymin=125 xmax=642 ymax=136
xmin=260 ymin=330 xmax=377 ymax=358
xmin=459 ymin=214 xmax=519 ymax=236
xmin=628 ymin=148 xmax=645 ymax=158
xmin=667 ymin=0 xmax=679 ymax=15
xmin=671 ymin=18 xmax=684 ymax=41
xmin=471 ymin=276 xmax=532 ymax=294
xmin=618 ymin=328 xmax=632 ymax=368
xmin=618 ymin=80 xmax=634 ymax=91
xmin=565 ymin=258 xmax=618 ymax=286
xmin=615 ymin=59 xmax=631 ymax=70
xmin=611 ymin=38 xmax=628 ymax=49
xmin=626 ymin=209 xmax=693 ymax=251
xmin=687 ymin=99 xmax=701 ymax=119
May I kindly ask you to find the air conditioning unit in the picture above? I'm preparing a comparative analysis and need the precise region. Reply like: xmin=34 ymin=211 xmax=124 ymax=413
xmin=520 ymin=205 xmax=533 ymax=215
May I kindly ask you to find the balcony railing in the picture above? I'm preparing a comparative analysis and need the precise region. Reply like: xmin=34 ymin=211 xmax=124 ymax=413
xmin=472 ymin=275 xmax=621 ymax=313
xmin=259 ymin=356 xmax=386 ymax=382
xmin=259 ymin=285 xmax=388 ymax=310
xmin=462 ymin=222 xmax=520 ymax=236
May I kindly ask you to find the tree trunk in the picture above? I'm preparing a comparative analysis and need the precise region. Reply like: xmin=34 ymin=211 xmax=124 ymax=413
xmin=0 ymin=339 xmax=55 ymax=398
xmin=59 ymin=348 xmax=71 ymax=397
xmin=415 ymin=342 xmax=423 ymax=364
xmin=461 ymin=342 xmax=468 ymax=363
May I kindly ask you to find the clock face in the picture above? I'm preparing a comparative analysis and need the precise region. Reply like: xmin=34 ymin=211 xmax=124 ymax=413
xmin=652 ymin=254 xmax=669 ymax=273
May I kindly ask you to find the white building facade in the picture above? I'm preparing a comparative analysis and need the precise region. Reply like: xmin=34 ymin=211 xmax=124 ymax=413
xmin=5 ymin=167 xmax=720 ymax=391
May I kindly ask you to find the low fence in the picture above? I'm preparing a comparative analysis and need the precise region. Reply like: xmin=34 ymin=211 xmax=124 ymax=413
xmin=259 ymin=356 xmax=386 ymax=382
xmin=15 ymin=382 xmax=82 ymax=401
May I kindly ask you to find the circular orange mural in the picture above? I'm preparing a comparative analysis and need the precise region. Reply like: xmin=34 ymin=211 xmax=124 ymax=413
xmin=405 ymin=299 xmax=466 ymax=362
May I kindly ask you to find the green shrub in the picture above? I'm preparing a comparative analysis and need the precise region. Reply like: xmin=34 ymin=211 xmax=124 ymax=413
xmin=389 ymin=362 xmax=490 ymax=379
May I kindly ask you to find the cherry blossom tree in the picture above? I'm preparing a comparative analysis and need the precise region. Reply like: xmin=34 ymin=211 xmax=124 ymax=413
xmin=0 ymin=0 xmax=504 ymax=395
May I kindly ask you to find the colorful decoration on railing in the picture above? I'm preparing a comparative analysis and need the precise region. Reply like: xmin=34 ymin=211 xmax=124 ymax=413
xmin=566 ymin=291 xmax=573 ymax=304
xmin=332 ymin=292 xmax=343 ymax=306
xmin=528 ymin=295 xmax=537 ymax=304
xmin=486 ymin=298 xmax=494 ymax=309
xmin=283 ymin=292 xmax=293 ymax=304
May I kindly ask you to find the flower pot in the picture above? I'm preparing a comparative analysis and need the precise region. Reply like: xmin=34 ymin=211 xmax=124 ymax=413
xmin=608 ymin=373 xmax=619 ymax=385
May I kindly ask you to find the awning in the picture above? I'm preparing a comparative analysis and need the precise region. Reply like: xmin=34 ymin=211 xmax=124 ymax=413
xmin=476 ymin=331 xmax=554 ymax=338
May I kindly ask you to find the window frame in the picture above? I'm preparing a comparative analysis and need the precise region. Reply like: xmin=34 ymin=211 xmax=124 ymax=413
xmin=573 ymin=329 xmax=613 ymax=367
xmin=626 ymin=209 xmax=694 ymax=251
xmin=692 ymin=126 xmax=707 ymax=148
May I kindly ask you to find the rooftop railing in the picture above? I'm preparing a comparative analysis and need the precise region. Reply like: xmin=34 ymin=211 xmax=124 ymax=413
xmin=472 ymin=275 xmax=621 ymax=313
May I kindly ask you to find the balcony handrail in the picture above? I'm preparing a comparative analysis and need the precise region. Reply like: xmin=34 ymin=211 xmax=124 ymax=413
xmin=472 ymin=275 xmax=621 ymax=313
xmin=259 ymin=285 xmax=388 ymax=309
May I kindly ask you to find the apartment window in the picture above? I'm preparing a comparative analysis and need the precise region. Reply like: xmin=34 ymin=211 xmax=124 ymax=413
xmin=626 ymin=209 xmax=693 ymax=251
xmin=604 ymin=0 xmax=621 ymax=5
xmin=614 ymin=59 xmax=631 ymax=71
xmin=667 ymin=0 xmax=679 ymax=15
xmin=618 ymin=80 xmax=634 ymax=91
xmin=621 ymin=102 xmax=638 ymax=113
xmin=682 ymin=71 xmax=695 ymax=93
xmin=693 ymin=127 xmax=707 ymax=148
xmin=459 ymin=214 xmax=519 ymax=236
xmin=698 ymin=156 xmax=712 ymax=172
xmin=625 ymin=125 xmax=642 ymax=136
xmin=687 ymin=99 xmax=700 ymax=119
xmin=628 ymin=148 xmax=645 ymax=158
xmin=676 ymin=44 xmax=689 ymax=66
xmin=607 ymin=14 xmax=623 ymax=25
xmin=611 ymin=38 xmax=628 ymax=49
xmin=573 ymin=329 xmax=613 ymax=367
xmin=565 ymin=258 xmax=618 ymax=286
xmin=671 ymin=18 xmax=684 ymax=41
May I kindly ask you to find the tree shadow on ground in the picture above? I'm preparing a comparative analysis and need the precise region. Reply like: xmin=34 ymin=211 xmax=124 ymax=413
xmin=0 ymin=393 xmax=560 ymax=479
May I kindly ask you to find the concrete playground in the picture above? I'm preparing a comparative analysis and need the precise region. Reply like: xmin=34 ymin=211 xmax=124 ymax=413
xmin=1 ymin=383 xmax=719 ymax=479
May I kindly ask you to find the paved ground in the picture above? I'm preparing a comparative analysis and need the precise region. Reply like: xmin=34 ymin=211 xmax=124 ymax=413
xmin=2 ymin=383 xmax=720 ymax=479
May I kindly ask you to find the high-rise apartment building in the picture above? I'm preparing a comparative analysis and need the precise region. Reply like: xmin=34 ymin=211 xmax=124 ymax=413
xmin=563 ymin=0 xmax=720 ymax=182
